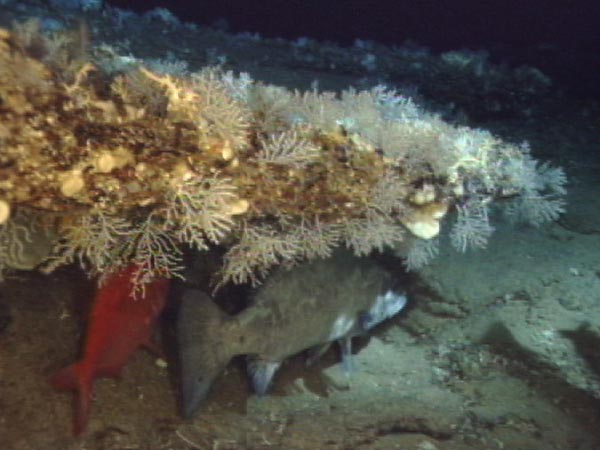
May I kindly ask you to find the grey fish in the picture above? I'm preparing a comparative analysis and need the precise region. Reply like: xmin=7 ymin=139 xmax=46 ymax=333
xmin=177 ymin=251 xmax=407 ymax=419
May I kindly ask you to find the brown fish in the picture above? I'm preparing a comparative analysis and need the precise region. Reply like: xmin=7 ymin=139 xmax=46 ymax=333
xmin=177 ymin=251 xmax=406 ymax=419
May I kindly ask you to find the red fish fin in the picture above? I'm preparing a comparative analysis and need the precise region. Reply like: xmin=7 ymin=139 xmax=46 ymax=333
xmin=49 ymin=363 xmax=78 ymax=391
xmin=49 ymin=363 xmax=94 ymax=436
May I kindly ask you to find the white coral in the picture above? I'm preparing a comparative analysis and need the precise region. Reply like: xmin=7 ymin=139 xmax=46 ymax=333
xmin=166 ymin=174 xmax=238 ymax=250
xmin=256 ymin=130 xmax=320 ymax=168
xmin=450 ymin=202 xmax=494 ymax=253
xmin=125 ymin=213 xmax=184 ymax=293
xmin=220 ymin=223 xmax=303 ymax=286
xmin=45 ymin=210 xmax=132 ymax=276
xmin=404 ymin=238 xmax=439 ymax=271
xmin=344 ymin=211 xmax=405 ymax=256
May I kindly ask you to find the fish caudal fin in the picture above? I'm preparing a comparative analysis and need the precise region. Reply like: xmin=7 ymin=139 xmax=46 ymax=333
xmin=49 ymin=363 xmax=94 ymax=436
xmin=177 ymin=289 xmax=233 ymax=419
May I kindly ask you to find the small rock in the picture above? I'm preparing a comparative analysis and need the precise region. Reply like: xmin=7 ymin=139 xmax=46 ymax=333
xmin=417 ymin=441 xmax=439 ymax=450
xmin=155 ymin=358 xmax=168 ymax=368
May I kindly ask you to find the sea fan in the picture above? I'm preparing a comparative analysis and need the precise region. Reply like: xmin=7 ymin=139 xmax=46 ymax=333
xmin=190 ymin=68 xmax=251 ymax=150
xmin=404 ymin=238 xmax=440 ymax=271
xmin=125 ymin=213 xmax=184 ymax=293
xmin=450 ymin=202 xmax=494 ymax=253
xmin=502 ymin=154 xmax=567 ymax=226
xmin=293 ymin=216 xmax=341 ymax=260
xmin=219 ymin=223 xmax=303 ymax=286
xmin=166 ymin=174 xmax=239 ymax=250
xmin=44 ymin=210 xmax=132 ymax=276
xmin=344 ymin=211 xmax=404 ymax=256
xmin=256 ymin=130 xmax=320 ymax=168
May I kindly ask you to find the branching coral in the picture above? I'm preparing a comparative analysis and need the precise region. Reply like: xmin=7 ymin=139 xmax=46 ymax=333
xmin=219 ymin=223 xmax=304 ymax=286
xmin=44 ymin=209 xmax=133 ymax=276
xmin=165 ymin=173 xmax=242 ymax=250
xmin=0 ymin=213 xmax=35 ymax=278
xmin=255 ymin=129 xmax=320 ymax=168
xmin=0 ymin=208 xmax=57 ymax=279
xmin=124 ymin=213 xmax=184 ymax=292
xmin=450 ymin=202 xmax=495 ymax=253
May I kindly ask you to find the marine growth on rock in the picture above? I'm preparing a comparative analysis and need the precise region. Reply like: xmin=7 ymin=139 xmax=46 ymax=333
xmin=0 ymin=23 xmax=566 ymax=288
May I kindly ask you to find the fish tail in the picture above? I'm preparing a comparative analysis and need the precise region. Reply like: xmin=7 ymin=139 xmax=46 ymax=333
xmin=73 ymin=364 xmax=93 ymax=436
xmin=49 ymin=362 xmax=94 ymax=436
xmin=177 ymin=289 xmax=234 ymax=419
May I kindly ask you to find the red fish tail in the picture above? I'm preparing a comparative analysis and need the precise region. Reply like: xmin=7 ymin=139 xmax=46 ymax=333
xmin=73 ymin=370 xmax=93 ymax=437
xmin=49 ymin=363 xmax=94 ymax=436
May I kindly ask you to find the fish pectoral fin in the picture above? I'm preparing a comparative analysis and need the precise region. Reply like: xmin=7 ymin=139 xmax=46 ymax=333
xmin=247 ymin=357 xmax=281 ymax=396
xmin=337 ymin=337 xmax=355 ymax=375
xmin=305 ymin=342 xmax=332 ymax=367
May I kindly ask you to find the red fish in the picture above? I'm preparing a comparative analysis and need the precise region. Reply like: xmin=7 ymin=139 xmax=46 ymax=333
xmin=49 ymin=264 xmax=170 ymax=436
